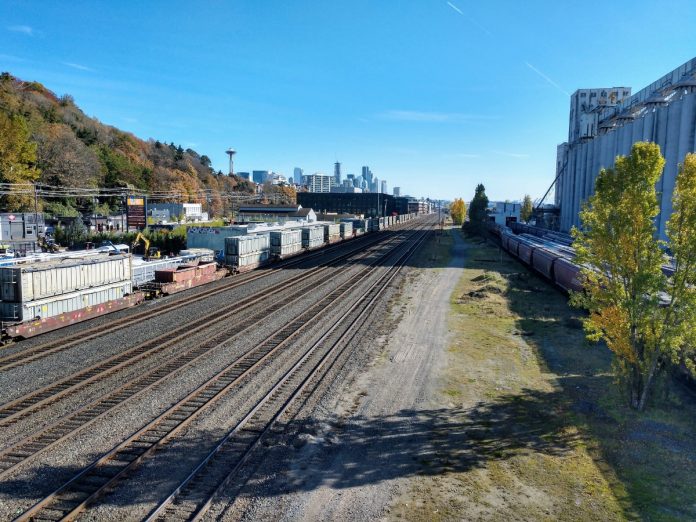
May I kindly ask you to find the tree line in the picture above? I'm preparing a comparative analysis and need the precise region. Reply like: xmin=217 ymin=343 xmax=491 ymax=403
xmin=0 ymin=73 xmax=258 ymax=217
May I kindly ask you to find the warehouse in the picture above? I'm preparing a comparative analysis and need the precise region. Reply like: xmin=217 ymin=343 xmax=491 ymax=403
xmin=555 ymin=57 xmax=696 ymax=239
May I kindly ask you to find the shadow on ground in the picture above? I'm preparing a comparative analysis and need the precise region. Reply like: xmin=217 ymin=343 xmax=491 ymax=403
xmin=462 ymin=233 xmax=696 ymax=520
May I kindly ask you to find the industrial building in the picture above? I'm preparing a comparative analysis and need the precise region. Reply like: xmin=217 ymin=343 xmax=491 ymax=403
xmin=555 ymin=57 xmax=696 ymax=239
xmin=237 ymin=204 xmax=316 ymax=224
xmin=488 ymin=201 xmax=521 ymax=226
xmin=297 ymin=192 xmax=410 ymax=217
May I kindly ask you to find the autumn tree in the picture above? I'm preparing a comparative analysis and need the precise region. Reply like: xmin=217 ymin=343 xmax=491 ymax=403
xmin=521 ymin=194 xmax=533 ymax=223
xmin=571 ymin=142 xmax=696 ymax=410
xmin=467 ymin=183 xmax=489 ymax=234
xmin=450 ymin=198 xmax=466 ymax=225
xmin=35 ymin=123 xmax=100 ymax=187
xmin=0 ymin=111 xmax=40 ymax=210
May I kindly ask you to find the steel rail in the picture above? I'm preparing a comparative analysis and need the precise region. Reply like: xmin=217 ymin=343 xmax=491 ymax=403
xmin=148 ymin=226 xmax=431 ymax=521
xmin=13 ymin=224 xmax=428 ymax=522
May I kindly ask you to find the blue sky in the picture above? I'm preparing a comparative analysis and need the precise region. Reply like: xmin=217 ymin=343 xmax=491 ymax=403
xmin=1 ymin=1 xmax=695 ymax=201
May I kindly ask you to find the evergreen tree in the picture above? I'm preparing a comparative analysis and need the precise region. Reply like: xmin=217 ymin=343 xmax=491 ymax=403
xmin=468 ymin=183 xmax=489 ymax=234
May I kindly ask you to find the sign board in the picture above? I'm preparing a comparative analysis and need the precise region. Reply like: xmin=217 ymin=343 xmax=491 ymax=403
xmin=126 ymin=196 xmax=147 ymax=230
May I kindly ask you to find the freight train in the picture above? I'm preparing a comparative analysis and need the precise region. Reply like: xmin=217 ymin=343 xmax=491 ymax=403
xmin=489 ymin=222 xmax=676 ymax=293
xmin=487 ymin=224 xmax=583 ymax=293
xmin=0 ymin=214 xmax=419 ymax=340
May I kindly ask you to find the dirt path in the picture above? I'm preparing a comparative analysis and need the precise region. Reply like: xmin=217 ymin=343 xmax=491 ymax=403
xmin=221 ymin=229 xmax=465 ymax=521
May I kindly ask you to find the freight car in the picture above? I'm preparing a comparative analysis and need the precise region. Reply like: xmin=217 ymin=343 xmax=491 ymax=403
xmin=496 ymin=226 xmax=583 ymax=293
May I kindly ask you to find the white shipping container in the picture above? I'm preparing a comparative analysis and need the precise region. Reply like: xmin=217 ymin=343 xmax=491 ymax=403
xmin=1 ymin=280 xmax=134 ymax=322
xmin=225 ymin=250 xmax=270 ymax=268
xmin=324 ymin=223 xmax=341 ymax=241
xmin=305 ymin=237 xmax=324 ymax=249
xmin=273 ymin=242 xmax=303 ymax=257
xmin=0 ymin=254 xmax=131 ymax=302
xmin=225 ymin=234 xmax=271 ymax=256
xmin=340 ymin=222 xmax=353 ymax=238
xmin=269 ymin=229 xmax=302 ymax=247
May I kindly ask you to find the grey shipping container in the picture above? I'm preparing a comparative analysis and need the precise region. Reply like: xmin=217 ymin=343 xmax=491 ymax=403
xmin=1 ymin=280 xmax=134 ymax=322
xmin=270 ymin=229 xmax=302 ymax=257
xmin=324 ymin=223 xmax=341 ymax=242
xmin=269 ymin=229 xmax=302 ymax=247
xmin=0 ymin=254 xmax=131 ymax=302
xmin=225 ymin=250 xmax=270 ymax=268
xmin=340 ymin=222 xmax=353 ymax=239
xmin=302 ymin=226 xmax=324 ymax=249
xmin=225 ymin=234 xmax=271 ymax=256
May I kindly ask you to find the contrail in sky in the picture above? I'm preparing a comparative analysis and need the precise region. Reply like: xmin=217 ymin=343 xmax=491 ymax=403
xmin=447 ymin=1 xmax=464 ymax=15
xmin=446 ymin=1 xmax=492 ymax=35
xmin=524 ymin=61 xmax=570 ymax=96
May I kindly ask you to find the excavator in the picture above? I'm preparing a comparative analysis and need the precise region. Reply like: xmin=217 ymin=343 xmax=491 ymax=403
xmin=131 ymin=232 xmax=161 ymax=260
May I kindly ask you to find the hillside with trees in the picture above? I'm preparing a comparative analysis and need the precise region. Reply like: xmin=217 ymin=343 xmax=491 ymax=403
xmin=0 ymin=72 xmax=257 ymax=216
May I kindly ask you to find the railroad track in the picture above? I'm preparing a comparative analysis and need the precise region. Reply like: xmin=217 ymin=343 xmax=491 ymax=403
xmin=0 ymin=224 xmax=410 ymax=372
xmin=0 ymin=226 xmax=411 ymax=428
xmin=13 ymin=223 xmax=430 ymax=521
xmin=0 ymin=226 xmax=422 ymax=479
xmin=147 ymin=227 xmax=430 ymax=522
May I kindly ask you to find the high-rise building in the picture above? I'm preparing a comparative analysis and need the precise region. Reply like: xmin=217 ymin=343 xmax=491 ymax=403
xmin=346 ymin=174 xmax=355 ymax=187
xmin=393 ymin=187 xmax=401 ymax=197
xmin=293 ymin=167 xmax=303 ymax=181
xmin=302 ymin=173 xmax=333 ymax=193
xmin=362 ymin=166 xmax=373 ymax=188
xmin=381 ymin=180 xmax=387 ymax=194
xmin=371 ymin=177 xmax=379 ymax=193
xmin=555 ymin=57 xmax=696 ymax=239
xmin=237 ymin=172 xmax=250 ymax=180
xmin=334 ymin=162 xmax=341 ymax=186
xmin=252 ymin=170 xmax=269 ymax=184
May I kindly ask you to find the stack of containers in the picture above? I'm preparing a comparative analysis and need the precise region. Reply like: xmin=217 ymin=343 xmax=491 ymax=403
xmin=224 ymin=233 xmax=271 ymax=270
xmin=339 ymin=221 xmax=353 ymax=239
xmin=270 ymin=228 xmax=303 ymax=258
xmin=0 ymin=254 xmax=133 ymax=323
xmin=324 ymin=223 xmax=341 ymax=243
xmin=302 ymin=226 xmax=324 ymax=250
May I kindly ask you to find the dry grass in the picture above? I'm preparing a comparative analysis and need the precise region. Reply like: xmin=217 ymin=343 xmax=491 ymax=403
xmin=390 ymin=232 xmax=696 ymax=521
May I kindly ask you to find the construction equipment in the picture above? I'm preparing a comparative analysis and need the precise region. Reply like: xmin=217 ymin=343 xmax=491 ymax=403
xmin=38 ymin=236 xmax=61 ymax=253
xmin=131 ymin=232 xmax=161 ymax=260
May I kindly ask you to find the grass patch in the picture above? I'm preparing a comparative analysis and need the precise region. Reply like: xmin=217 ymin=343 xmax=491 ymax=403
xmin=391 ymin=232 xmax=696 ymax=521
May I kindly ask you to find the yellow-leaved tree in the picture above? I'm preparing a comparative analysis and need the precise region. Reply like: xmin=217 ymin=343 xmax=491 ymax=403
xmin=520 ymin=194 xmax=533 ymax=223
xmin=450 ymin=198 xmax=466 ymax=225
xmin=571 ymin=142 xmax=696 ymax=410
xmin=0 ymin=112 xmax=40 ymax=210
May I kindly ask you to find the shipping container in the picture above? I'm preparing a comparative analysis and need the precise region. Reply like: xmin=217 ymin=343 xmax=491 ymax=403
xmin=324 ymin=223 xmax=341 ymax=243
xmin=225 ymin=233 xmax=271 ymax=256
xmin=178 ymin=248 xmax=215 ymax=262
xmin=301 ymin=226 xmax=324 ymax=249
xmin=0 ymin=254 xmax=131 ymax=302
xmin=224 ymin=250 xmax=271 ymax=270
xmin=1 ymin=280 xmax=135 ymax=322
xmin=340 ymin=222 xmax=353 ymax=239
xmin=270 ymin=229 xmax=303 ymax=257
